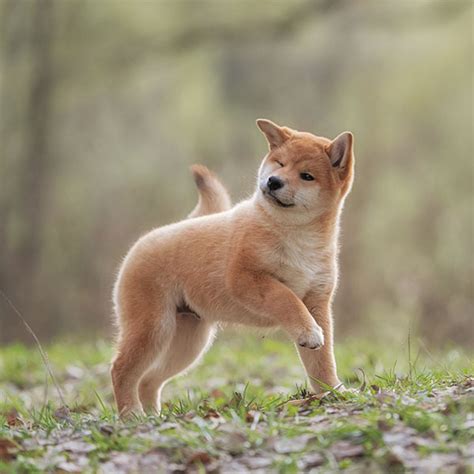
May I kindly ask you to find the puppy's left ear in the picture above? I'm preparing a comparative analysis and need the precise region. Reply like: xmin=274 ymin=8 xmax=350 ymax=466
xmin=326 ymin=132 xmax=354 ymax=181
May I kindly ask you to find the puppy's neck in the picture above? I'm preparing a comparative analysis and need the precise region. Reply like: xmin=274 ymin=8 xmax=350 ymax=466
xmin=253 ymin=195 xmax=341 ymax=241
xmin=308 ymin=207 xmax=342 ymax=241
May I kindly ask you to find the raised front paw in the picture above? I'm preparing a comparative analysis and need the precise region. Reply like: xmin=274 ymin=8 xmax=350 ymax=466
xmin=297 ymin=325 xmax=324 ymax=350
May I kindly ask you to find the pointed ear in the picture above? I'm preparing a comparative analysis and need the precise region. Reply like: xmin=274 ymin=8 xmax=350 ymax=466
xmin=326 ymin=132 xmax=354 ymax=179
xmin=256 ymin=119 xmax=291 ymax=150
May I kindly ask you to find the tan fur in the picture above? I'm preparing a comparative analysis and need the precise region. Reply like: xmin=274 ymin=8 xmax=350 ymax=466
xmin=188 ymin=164 xmax=232 ymax=217
xmin=111 ymin=120 xmax=355 ymax=416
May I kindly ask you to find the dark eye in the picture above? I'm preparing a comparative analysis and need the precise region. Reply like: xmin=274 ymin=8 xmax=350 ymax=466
xmin=300 ymin=172 xmax=314 ymax=181
xmin=276 ymin=160 xmax=284 ymax=167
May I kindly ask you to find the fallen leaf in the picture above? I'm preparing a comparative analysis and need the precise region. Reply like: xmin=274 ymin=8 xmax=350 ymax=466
xmin=183 ymin=410 xmax=196 ymax=421
xmin=204 ymin=408 xmax=221 ymax=419
xmin=330 ymin=441 xmax=364 ymax=460
xmin=382 ymin=426 xmax=418 ymax=448
xmin=243 ymin=456 xmax=273 ymax=469
xmin=299 ymin=452 xmax=325 ymax=468
xmin=203 ymin=408 xmax=225 ymax=425
xmin=411 ymin=437 xmax=438 ymax=449
xmin=224 ymin=460 xmax=251 ymax=472
xmin=100 ymin=452 xmax=140 ymax=473
xmin=461 ymin=377 xmax=474 ymax=388
xmin=245 ymin=410 xmax=256 ymax=422
xmin=54 ymin=406 xmax=71 ymax=422
xmin=215 ymin=431 xmax=247 ymax=454
xmin=286 ymin=398 xmax=308 ymax=407
xmin=57 ymin=456 xmax=89 ymax=473
xmin=58 ymin=440 xmax=96 ymax=454
xmin=273 ymin=434 xmax=313 ymax=454
xmin=400 ymin=394 xmax=417 ymax=405
xmin=376 ymin=391 xmax=397 ymax=404
xmin=157 ymin=422 xmax=179 ymax=432
xmin=285 ymin=393 xmax=325 ymax=408
xmin=137 ymin=450 xmax=170 ymax=471
xmin=377 ymin=419 xmax=391 ymax=431
xmin=187 ymin=451 xmax=212 ymax=465
xmin=462 ymin=418 xmax=474 ymax=430
xmin=0 ymin=438 xmax=18 ymax=461
xmin=210 ymin=389 xmax=225 ymax=399
xmin=5 ymin=408 xmax=22 ymax=427
xmin=387 ymin=445 xmax=419 ymax=467
xmin=246 ymin=410 xmax=262 ymax=430
xmin=396 ymin=450 xmax=461 ymax=471
xmin=308 ymin=414 xmax=328 ymax=423
xmin=99 ymin=424 xmax=115 ymax=436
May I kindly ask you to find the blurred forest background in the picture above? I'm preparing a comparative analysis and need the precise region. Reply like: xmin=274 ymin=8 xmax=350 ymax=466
xmin=0 ymin=0 xmax=472 ymax=347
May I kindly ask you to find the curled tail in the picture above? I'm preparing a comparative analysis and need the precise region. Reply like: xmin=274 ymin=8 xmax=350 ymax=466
xmin=188 ymin=164 xmax=232 ymax=218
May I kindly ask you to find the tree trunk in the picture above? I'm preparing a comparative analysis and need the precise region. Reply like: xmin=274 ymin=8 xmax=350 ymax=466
xmin=0 ymin=0 xmax=55 ymax=342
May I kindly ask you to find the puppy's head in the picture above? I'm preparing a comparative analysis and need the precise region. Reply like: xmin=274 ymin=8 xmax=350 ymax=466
xmin=255 ymin=119 xmax=354 ymax=223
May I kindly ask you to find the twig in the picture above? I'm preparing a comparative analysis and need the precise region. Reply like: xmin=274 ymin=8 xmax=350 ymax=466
xmin=408 ymin=327 xmax=414 ymax=381
xmin=42 ymin=371 xmax=49 ymax=411
xmin=355 ymin=368 xmax=367 ymax=392
xmin=0 ymin=289 xmax=66 ymax=406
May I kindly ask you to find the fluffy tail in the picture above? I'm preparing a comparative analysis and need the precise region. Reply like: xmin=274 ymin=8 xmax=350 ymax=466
xmin=188 ymin=164 xmax=232 ymax=218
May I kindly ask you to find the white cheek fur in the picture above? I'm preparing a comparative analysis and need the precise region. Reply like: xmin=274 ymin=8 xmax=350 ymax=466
xmin=295 ymin=185 xmax=320 ymax=202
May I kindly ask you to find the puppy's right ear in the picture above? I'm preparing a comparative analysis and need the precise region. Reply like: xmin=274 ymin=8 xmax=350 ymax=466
xmin=256 ymin=119 xmax=291 ymax=150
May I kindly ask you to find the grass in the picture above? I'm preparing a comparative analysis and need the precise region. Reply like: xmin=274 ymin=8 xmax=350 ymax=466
xmin=0 ymin=331 xmax=472 ymax=472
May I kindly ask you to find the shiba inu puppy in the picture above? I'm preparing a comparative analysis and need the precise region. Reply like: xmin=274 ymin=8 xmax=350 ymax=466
xmin=111 ymin=119 xmax=355 ymax=416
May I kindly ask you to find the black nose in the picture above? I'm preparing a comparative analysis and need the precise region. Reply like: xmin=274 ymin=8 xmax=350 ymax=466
xmin=267 ymin=176 xmax=284 ymax=191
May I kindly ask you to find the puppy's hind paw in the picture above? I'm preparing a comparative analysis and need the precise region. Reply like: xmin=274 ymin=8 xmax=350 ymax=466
xmin=297 ymin=326 xmax=324 ymax=350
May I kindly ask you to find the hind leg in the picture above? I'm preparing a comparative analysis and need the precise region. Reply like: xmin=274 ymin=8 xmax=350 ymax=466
xmin=111 ymin=330 xmax=157 ymax=417
xmin=138 ymin=314 xmax=216 ymax=413
xmin=111 ymin=307 xmax=175 ymax=417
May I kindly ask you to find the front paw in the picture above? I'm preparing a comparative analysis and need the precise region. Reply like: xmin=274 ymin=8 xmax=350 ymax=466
xmin=297 ymin=326 xmax=324 ymax=350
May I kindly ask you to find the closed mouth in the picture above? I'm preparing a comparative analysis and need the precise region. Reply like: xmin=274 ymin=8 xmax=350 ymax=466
xmin=264 ymin=190 xmax=295 ymax=208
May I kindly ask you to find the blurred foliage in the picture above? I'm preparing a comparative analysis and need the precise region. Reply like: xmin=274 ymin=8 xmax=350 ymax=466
xmin=0 ymin=0 xmax=472 ymax=346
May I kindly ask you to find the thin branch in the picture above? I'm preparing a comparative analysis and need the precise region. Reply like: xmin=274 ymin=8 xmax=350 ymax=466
xmin=0 ymin=289 xmax=66 ymax=406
